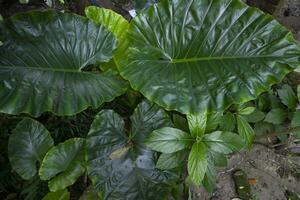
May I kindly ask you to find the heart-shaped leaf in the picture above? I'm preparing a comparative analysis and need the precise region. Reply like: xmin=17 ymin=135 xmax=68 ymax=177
xmin=119 ymin=0 xmax=300 ymax=114
xmin=86 ymin=101 xmax=177 ymax=200
xmin=8 ymin=118 xmax=54 ymax=180
xmin=0 ymin=11 xmax=127 ymax=117
xmin=39 ymin=138 xmax=86 ymax=192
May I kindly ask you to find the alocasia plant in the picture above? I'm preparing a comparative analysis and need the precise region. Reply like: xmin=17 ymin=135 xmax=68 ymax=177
xmin=2 ymin=0 xmax=300 ymax=198
xmin=0 ymin=11 xmax=127 ymax=117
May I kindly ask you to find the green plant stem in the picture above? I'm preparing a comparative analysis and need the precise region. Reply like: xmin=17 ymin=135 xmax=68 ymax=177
xmin=255 ymin=126 xmax=300 ymax=139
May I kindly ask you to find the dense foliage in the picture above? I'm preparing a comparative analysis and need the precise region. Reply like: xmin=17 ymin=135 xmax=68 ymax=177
xmin=0 ymin=0 xmax=300 ymax=199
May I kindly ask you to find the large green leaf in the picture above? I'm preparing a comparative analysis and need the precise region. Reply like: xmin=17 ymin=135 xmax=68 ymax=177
xmin=86 ymin=101 xmax=177 ymax=200
xmin=145 ymin=127 xmax=193 ymax=153
xmin=39 ymin=138 xmax=86 ymax=192
xmin=0 ymin=10 xmax=127 ymax=117
xmin=202 ymin=131 xmax=244 ymax=154
xmin=85 ymin=6 xmax=129 ymax=66
xmin=8 ymin=118 xmax=54 ymax=180
xmin=119 ymin=0 xmax=300 ymax=114
xmin=188 ymin=142 xmax=208 ymax=185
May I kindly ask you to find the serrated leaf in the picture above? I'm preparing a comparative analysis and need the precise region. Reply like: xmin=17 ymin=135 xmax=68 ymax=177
xmin=156 ymin=151 xmax=186 ymax=170
xmin=237 ymin=115 xmax=255 ymax=148
xmin=0 ymin=11 xmax=127 ymax=116
xmin=188 ymin=142 xmax=208 ymax=186
xmin=277 ymin=84 xmax=297 ymax=110
xmin=187 ymin=112 xmax=207 ymax=138
xmin=238 ymin=107 xmax=256 ymax=115
xmin=243 ymin=109 xmax=265 ymax=123
xmin=8 ymin=118 xmax=54 ymax=180
xmin=119 ymin=0 xmax=300 ymax=115
xmin=219 ymin=113 xmax=236 ymax=131
xmin=145 ymin=127 xmax=193 ymax=153
xmin=42 ymin=189 xmax=70 ymax=200
xmin=86 ymin=101 xmax=178 ymax=200
xmin=39 ymin=138 xmax=86 ymax=192
xmin=203 ymin=131 xmax=244 ymax=154
xmin=264 ymin=108 xmax=287 ymax=125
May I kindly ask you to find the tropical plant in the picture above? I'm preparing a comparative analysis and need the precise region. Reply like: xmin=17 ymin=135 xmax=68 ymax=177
xmin=1 ymin=0 xmax=300 ymax=199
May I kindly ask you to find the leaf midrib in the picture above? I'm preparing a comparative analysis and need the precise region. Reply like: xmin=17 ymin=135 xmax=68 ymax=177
xmin=171 ymin=55 xmax=292 ymax=64
xmin=1 ymin=65 xmax=86 ymax=73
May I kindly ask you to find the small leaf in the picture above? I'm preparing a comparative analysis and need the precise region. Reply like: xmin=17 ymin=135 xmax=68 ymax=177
xmin=254 ymin=122 xmax=275 ymax=136
xmin=173 ymin=113 xmax=189 ymax=132
xmin=187 ymin=112 xmax=207 ymax=138
xmin=79 ymin=186 xmax=100 ymax=200
xmin=203 ymin=131 xmax=244 ymax=154
xmin=42 ymin=189 xmax=70 ymax=200
xmin=188 ymin=142 xmax=207 ymax=186
xmin=264 ymin=108 xmax=287 ymax=125
xmin=237 ymin=115 xmax=255 ymax=148
xmin=19 ymin=0 xmax=29 ymax=4
xmin=277 ymin=84 xmax=297 ymax=110
xmin=145 ymin=127 xmax=193 ymax=153
xmin=205 ymin=112 xmax=223 ymax=133
xmin=297 ymin=85 xmax=300 ymax=101
xmin=108 ymin=145 xmax=131 ymax=160
xmin=39 ymin=138 xmax=86 ymax=192
xmin=219 ymin=113 xmax=236 ymax=132
xmin=238 ymin=107 xmax=256 ymax=115
xmin=209 ymin=151 xmax=227 ymax=167
xmin=243 ymin=109 xmax=265 ymax=123
xmin=291 ymin=110 xmax=300 ymax=139
xmin=8 ymin=118 xmax=54 ymax=180
xmin=58 ymin=0 xmax=64 ymax=4
xmin=156 ymin=151 xmax=186 ymax=170
xmin=202 ymin=165 xmax=216 ymax=193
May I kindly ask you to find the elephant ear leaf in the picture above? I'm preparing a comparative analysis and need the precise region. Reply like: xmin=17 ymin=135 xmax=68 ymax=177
xmin=39 ymin=138 xmax=86 ymax=192
xmin=119 ymin=0 xmax=300 ymax=114
xmin=0 ymin=10 xmax=127 ymax=117
xmin=86 ymin=100 xmax=177 ymax=200
xmin=85 ymin=6 xmax=129 ymax=65
xmin=8 ymin=118 xmax=54 ymax=180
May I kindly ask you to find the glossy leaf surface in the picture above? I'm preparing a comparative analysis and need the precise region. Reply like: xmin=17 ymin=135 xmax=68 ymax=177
xmin=85 ymin=6 xmax=129 ymax=65
xmin=119 ymin=0 xmax=300 ymax=114
xmin=39 ymin=138 xmax=86 ymax=191
xmin=156 ymin=151 xmax=186 ymax=170
xmin=0 ymin=11 xmax=127 ymax=116
xmin=8 ymin=118 xmax=54 ymax=180
xmin=145 ymin=127 xmax=193 ymax=153
xmin=188 ymin=142 xmax=207 ymax=185
xmin=237 ymin=115 xmax=254 ymax=148
xmin=203 ymin=131 xmax=244 ymax=154
xmin=86 ymin=101 xmax=177 ymax=200
xmin=42 ymin=189 xmax=70 ymax=200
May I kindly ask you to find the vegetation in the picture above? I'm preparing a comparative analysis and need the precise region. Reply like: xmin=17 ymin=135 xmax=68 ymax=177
xmin=0 ymin=0 xmax=300 ymax=199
